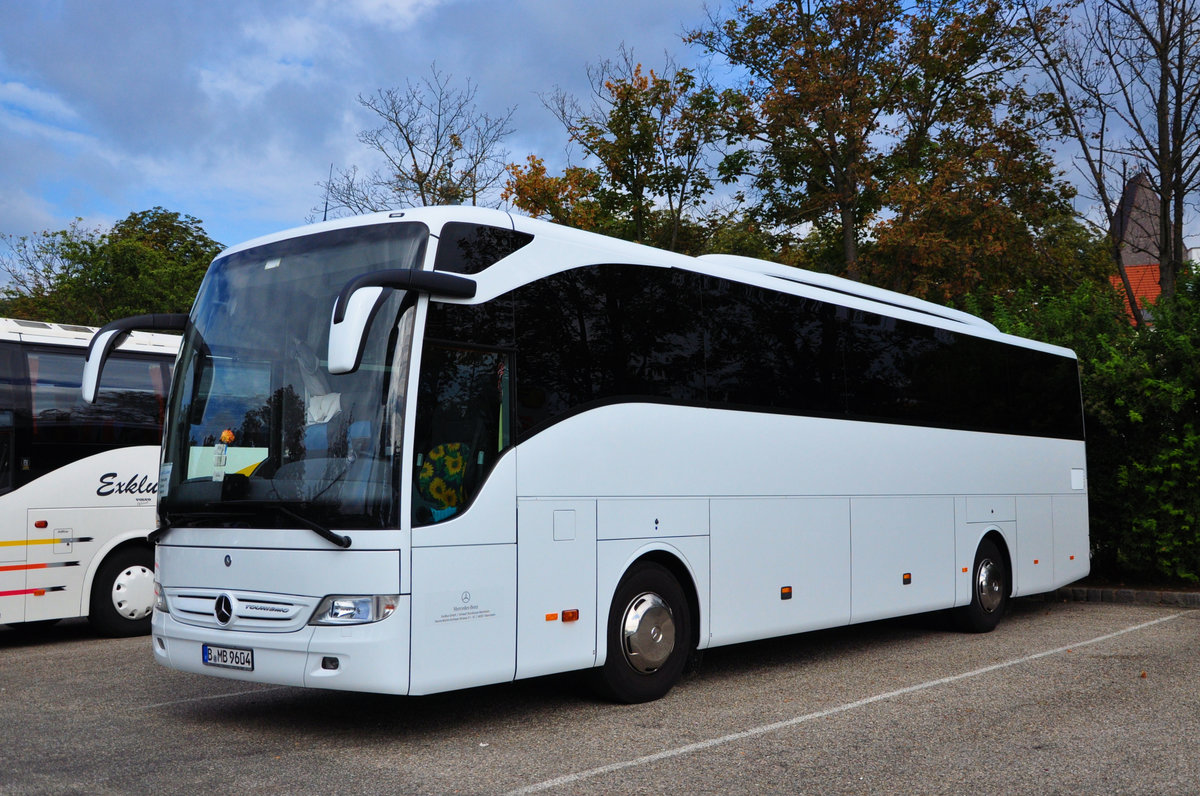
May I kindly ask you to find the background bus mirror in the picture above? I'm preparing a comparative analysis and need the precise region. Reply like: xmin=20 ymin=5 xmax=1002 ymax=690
xmin=82 ymin=327 xmax=126 ymax=404
xmin=83 ymin=313 xmax=188 ymax=403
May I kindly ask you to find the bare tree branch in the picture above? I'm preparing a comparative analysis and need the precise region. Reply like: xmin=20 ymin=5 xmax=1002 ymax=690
xmin=315 ymin=64 xmax=515 ymax=218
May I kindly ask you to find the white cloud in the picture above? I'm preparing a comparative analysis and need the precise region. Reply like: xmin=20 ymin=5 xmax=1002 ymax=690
xmin=0 ymin=81 xmax=79 ymax=124
xmin=0 ymin=186 xmax=59 ymax=237
xmin=198 ymin=16 xmax=341 ymax=105
xmin=324 ymin=0 xmax=452 ymax=30
xmin=0 ymin=0 xmax=713 ymax=247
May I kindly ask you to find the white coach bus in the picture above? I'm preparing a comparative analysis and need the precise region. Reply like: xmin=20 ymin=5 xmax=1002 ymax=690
xmin=84 ymin=207 xmax=1089 ymax=701
xmin=0 ymin=318 xmax=176 ymax=636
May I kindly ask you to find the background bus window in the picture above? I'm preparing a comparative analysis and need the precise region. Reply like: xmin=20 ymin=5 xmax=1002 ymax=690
xmin=27 ymin=350 xmax=170 ymax=477
xmin=0 ymin=345 xmax=19 ymax=493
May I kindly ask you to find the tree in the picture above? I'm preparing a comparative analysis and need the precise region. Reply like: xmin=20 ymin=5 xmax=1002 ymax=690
xmin=1021 ymin=0 xmax=1200 ymax=314
xmin=502 ymin=155 xmax=605 ymax=231
xmin=866 ymin=1 xmax=1101 ymax=300
xmin=691 ymin=0 xmax=909 ymax=278
xmin=507 ymin=48 xmax=738 ymax=252
xmin=318 ymin=65 xmax=515 ymax=215
xmin=871 ymin=54 xmax=1093 ymax=294
xmin=0 ymin=207 xmax=221 ymax=325
xmin=693 ymin=0 xmax=1080 ymax=297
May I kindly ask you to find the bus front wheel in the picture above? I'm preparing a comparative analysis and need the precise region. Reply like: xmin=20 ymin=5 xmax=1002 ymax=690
xmin=954 ymin=538 xmax=1009 ymax=633
xmin=89 ymin=547 xmax=154 ymax=637
xmin=595 ymin=561 xmax=692 ymax=704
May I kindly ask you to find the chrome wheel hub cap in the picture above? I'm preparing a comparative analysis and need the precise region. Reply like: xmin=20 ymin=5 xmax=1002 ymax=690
xmin=620 ymin=592 xmax=675 ymax=673
xmin=975 ymin=558 xmax=1004 ymax=614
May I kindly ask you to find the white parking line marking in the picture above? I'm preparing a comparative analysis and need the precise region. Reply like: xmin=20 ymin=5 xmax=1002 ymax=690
xmin=139 ymin=686 xmax=288 ymax=710
xmin=507 ymin=613 xmax=1185 ymax=795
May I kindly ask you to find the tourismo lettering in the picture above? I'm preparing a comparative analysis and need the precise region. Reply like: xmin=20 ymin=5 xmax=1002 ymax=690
xmin=97 ymin=472 xmax=158 ymax=497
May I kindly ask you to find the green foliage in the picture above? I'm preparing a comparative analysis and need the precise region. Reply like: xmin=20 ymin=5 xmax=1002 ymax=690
xmin=978 ymin=273 xmax=1200 ymax=584
xmin=691 ymin=0 xmax=1068 ymax=286
xmin=506 ymin=48 xmax=751 ymax=254
xmin=1088 ymin=275 xmax=1200 ymax=582
xmin=0 ymin=207 xmax=220 ymax=326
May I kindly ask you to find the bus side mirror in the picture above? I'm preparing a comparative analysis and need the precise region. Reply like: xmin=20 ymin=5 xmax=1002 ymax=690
xmin=329 ymin=285 xmax=386 ymax=375
xmin=83 ymin=313 xmax=188 ymax=403
xmin=329 ymin=269 xmax=475 ymax=375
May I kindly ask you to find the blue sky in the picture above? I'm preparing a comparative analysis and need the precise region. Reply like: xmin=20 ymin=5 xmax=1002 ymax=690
xmin=0 ymin=0 xmax=715 ymax=250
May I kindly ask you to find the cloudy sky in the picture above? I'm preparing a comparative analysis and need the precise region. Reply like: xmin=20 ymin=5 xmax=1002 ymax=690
xmin=0 ymin=0 xmax=716 ymax=250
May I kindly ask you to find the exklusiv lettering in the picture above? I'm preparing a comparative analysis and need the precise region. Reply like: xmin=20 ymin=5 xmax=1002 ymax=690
xmin=97 ymin=472 xmax=158 ymax=497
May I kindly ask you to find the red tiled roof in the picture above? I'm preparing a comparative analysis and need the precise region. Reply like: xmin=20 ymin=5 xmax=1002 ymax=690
xmin=1110 ymin=263 xmax=1162 ymax=321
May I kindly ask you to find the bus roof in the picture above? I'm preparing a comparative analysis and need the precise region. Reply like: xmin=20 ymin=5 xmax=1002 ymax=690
xmin=215 ymin=207 xmax=1069 ymax=356
xmin=0 ymin=317 xmax=179 ymax=356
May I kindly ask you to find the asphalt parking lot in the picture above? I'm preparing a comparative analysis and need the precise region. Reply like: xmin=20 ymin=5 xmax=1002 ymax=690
xmin=2 ymin=598 xmax=1196 ymax=795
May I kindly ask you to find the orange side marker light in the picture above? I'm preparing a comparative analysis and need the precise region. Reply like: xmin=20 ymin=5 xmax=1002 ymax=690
xmin=562 ymin=609 xmax=579 ymax=622
xmin=545 ymin=613 xmax=558 ymax=622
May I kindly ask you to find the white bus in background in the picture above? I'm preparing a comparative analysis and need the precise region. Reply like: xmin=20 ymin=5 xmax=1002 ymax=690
xmin=0 ymin=318 xmax=177 ymax=636
xmin=85 ymin=207 xmax=1089 ymax=702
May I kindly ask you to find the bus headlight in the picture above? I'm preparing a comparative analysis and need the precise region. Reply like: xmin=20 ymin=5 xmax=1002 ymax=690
xmin=309 ymin=595 xmax=399 ymax=625
xmin=153 ymin=581 xmax=168 ymax=613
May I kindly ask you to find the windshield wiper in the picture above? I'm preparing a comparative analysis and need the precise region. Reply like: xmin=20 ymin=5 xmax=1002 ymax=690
xmin=200 ymin=500 xmax=353 ymax=549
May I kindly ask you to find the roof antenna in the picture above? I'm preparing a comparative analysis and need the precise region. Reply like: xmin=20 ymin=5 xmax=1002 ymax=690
xmin=322 ymin=163 xmax=334 ymax=222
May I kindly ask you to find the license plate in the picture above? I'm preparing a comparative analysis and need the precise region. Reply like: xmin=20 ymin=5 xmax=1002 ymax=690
xmin=202 ymin=643 xmax=254 ymax=671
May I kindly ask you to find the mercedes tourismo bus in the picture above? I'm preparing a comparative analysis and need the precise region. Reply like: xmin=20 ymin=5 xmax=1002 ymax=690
xmin=0 ymin=318 xmax=177 ymax=635
xmin=84 ymin=207 xmax=1089 ymax=702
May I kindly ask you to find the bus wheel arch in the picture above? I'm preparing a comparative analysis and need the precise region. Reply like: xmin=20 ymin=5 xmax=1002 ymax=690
xmin=594 ymin=554 xmax=698 ymax=703
xmin=88 ymin=542 xmax=154 ymax=637
xmin=955 ymin=532 xmax=1011 ymax=633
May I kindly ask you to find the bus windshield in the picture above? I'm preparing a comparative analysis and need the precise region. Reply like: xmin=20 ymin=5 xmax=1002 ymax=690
xmin=159 ymin=221 xmax=428 ymax=531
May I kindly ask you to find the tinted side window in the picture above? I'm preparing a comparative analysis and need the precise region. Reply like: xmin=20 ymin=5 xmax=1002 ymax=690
xmin=0 ymin=344 xmax=21 ymax=493
xmin=425 ymin=293 xmax=515 ymax=350
xmin=411 ymin=344 xmax=510 ymax=525
xmin=513 ymin=265 xmax=704 ymax=438
xmin=841 ymin=309 xmax=1083 ymax=438
xmin=704 ymin=277 xmax=845 ymax=417
xmin=1005 ymin=346 xmax=1084 ymax=439
xmin=28 ymin=350 xmax=171 ymax=477
xmin=417 ymin=297 xmax=516 ymax=525
xmin=433 ymin=223 xmax=534 ymax=274
xmin=424 ymin=263 xmax=1084 ymax=459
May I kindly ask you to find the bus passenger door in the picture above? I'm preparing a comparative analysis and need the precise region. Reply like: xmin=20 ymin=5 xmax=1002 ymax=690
xmin=408 ymin=342 xmax=518 ymax=694
xmin=516 ymin=499 xmax=597 ymax=679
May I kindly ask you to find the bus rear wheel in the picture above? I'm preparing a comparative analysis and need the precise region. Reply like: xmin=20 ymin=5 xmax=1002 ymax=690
xmin=594 ymin=561 xmax=692 ymax=703
xmin=954 ymin=538 xmax=1008 ymax=633
xmin=89 ymin=547 xmax=154 ymax=637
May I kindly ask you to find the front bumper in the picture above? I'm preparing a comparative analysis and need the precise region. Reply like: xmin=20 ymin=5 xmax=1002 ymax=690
xmin=151 ymin=596 xmax=412 ymax=695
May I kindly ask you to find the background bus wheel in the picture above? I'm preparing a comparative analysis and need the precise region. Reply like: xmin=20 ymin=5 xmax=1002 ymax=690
xmin=89 ymin=547 xmax=154 ymax=637
xmin=954 ymin=538 xmax=1008 ymax=633
xmin=595 ymin=561 xmax=692 ymax=704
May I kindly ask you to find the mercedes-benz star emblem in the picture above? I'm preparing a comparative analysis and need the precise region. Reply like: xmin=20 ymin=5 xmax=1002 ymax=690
xmin=214 ymin=594 xmax=234 ymax=625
